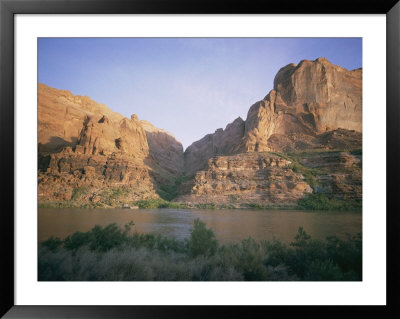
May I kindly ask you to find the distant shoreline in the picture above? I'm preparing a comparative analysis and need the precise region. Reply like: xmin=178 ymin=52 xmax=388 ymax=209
xmin=38 ymin=195 xmax=362 ymax=212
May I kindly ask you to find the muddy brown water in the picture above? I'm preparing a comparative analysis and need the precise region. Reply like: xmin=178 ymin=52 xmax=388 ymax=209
xmin=38 ymin=208 xmax=361 ymax=245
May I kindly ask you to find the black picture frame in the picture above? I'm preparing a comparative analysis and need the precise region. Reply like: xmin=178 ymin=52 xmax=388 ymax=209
xmin=1 ymin=0 xmax=399 ymax=318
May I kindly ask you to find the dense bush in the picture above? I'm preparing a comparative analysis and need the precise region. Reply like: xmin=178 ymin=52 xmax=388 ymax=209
xmin=156 ymin=176 xmax=187 ymax=201
xmin=134 ymin=198 xmax=187 ymax=209
xmin=186 ymin=219 xmax=218 ymax=257
xmin=298 ymin=193 xmax=362 ymax=211
xmin=38 ymin=221 xmax=362 ymax=281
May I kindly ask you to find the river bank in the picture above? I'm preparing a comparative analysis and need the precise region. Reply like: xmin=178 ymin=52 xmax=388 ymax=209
xmin=39 ymin=219 xmax=362 ymax=281
xmin=38 ymin=192 xmax=362 ymax=211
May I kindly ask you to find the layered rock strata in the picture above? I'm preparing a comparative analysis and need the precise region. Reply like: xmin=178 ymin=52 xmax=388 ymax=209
xmin=300 ymin=151 xmax=362 ymax=201
xmin=176 ymin=151 xmax=362 ymax=205
xmin=38 ymin=84 xmax=182 ymax=204
xmin=38 ymin=57 xmax=362 ymax=207
xmin=177 ymin=153 xmax=313 ymax=205
xmin=184 ymin=58 xmax=362 ymax=176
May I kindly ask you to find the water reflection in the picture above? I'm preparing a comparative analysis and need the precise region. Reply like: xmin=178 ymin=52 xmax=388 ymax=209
xmin=38 ymin=208 xmax=362 ymax=244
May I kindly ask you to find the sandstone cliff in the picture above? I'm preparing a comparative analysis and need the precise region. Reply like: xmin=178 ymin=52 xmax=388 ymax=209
xmin=184 ymin=117 xmax=245 ymax=175
xmin=178 ymin=153 xmax=313 ymax=206
xmin=38 ymin=57 xmax=362 ymax=208
xmin=38 ymin=83 xmax=125 ymax=153
xmin=184 ymin=58 xmax=362 ymax=176
xmin=38 ymin=84 xmax=182 ymax=205
xmin=177 ymin=151 xmax=361 ymax=206
xmin=141 ymin=120 xmax=184 ymax=177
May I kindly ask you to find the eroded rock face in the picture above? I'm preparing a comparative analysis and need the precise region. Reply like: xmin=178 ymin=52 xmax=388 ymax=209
xmin=300 ymin=151 xmax=362 ymax=201
xmin=176 ymin=150 xmax=362 ymax=205
xmin=177 ymin=153 xmax=313 ymax=205
xmin=184 ymin=58 xmax=362 ymax=175
xmin=38 ymin=148 xmax=157 ymax=203
xmin=38 ymin=83 xmax=125 ymax=153
xmin=78 ymin=114 xmax=149 ymax=157
xmin=38 ymin=84 xmax=183 ymax=204
xmin=273 ymin=58 xmax=362 ymax=133
xmin=38 ymin=57 xmax=362 ymax=206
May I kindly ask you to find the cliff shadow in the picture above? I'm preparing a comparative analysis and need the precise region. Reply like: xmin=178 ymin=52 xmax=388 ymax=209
xmin=38 ymin=136 xmax=78 ymax=154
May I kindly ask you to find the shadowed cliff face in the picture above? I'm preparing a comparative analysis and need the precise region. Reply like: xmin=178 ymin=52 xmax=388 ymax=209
xmin=184 ymin=58 xmax=362 ymax=176
xmin=140 ymin=120 xmax=184 ymax=177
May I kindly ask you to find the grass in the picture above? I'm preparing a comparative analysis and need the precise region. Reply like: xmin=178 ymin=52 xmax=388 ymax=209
xmin=71 ymin=186 xmax=88 ymax=200
xmin=38 ymin=201 xmax=105 ymax=209
xmin=39 ymin=220 xmax=362 ymax=281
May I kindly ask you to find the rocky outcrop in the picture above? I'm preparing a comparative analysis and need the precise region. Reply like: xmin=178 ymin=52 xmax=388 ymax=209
xmin=38 ymin=84 xmax=183 ymax=205
xmin=300 ymin=151 xmax=362 ymax=201
xmin=77 ymin=114 xmax=149 ymax=157
xmin=38 ymin=147 xmax=157 ymax=203
xmin=184 ymin=58 xmax=362 ymax=175
xmin=38 ymin=57 xmax=362 ymax=207
xmin=177 ymin=153 xmax=313 ymax=205
xmin=184 ymin=117 xmax=245 ymax=175
xmin=238 ymin=58 xmax=362 ymax=153
xmin=176 ymin=150 xmax=362 ymax=205
xmin=38 ymin=83 xmax=125 ymax=153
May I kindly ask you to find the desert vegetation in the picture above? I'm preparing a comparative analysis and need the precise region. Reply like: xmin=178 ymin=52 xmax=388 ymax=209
xmin=39 ymin=219 xmax=362 ymax=281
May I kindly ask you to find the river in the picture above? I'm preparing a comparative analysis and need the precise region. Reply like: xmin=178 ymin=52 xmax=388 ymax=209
xmin=38 ymin=208 xmax=362 ymax=244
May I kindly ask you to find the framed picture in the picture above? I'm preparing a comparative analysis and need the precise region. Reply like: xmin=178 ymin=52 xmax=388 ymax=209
xmin=1 ymin=0 xmax=399 ymax=317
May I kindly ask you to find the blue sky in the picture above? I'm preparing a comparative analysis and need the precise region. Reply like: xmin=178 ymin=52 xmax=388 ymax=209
xmin=38 ymin=38 xmax=362 ymax=149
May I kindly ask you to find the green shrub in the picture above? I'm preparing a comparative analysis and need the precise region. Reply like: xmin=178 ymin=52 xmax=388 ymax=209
xmin=186 ymin=219 xmax=218 ymax=257
xmin=298 ymin=193 xmax=334 ymax=210
xmin=298 ymin=193 xmax=362 ymax=211
xmin=271 ymin=152 xmax=320 ymax=190
xmin=135 ymin=198 xmax=187 ymax=209
xmin=194 ymin=203 xmax=216 ymax=209
xmin=41 ymin=236 xmax=63 ymax=252
xmin=39 ymin=222 xmax=362 ymax=281
xmin=63 ymin=221 xmax=134 ymax=252
xmin=103 ymin=187 xmax=130 ymax=206
xmin=235 ymin=238 xmax=269 ymax=280
xmin=71 ymin=186 xmax=88 ymax=200
xmin=247 ymin=203 xmax=265 ymax=209
xmin=157 ymin=175 xmax=187 ymax=201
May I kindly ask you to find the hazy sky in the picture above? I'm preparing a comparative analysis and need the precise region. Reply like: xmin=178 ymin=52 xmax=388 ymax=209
xmin=38 ymin=38 xmax=362 ymax=149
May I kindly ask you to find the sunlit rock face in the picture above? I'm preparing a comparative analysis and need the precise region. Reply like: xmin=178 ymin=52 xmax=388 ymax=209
xmin=176 ymin=150 xmax=362 ymax=206
xmin=177 ymin=152 xmax=313 ymax=205
xmin=184 ymin=58 xmax=362 ymax=176
xmin=37 ymin=84 xmax=183 ymax=204
xmin=38 ymin=57 xmax=362 ymax=206
xmin=38 ymin=83 xmax=125 ymax=154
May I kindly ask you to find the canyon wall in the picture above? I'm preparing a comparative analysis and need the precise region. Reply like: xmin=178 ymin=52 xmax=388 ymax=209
xmin=38 ymin=84 xmax=183 ymax=205
xmin=38 ymin=57 xmax=362 ymax=207
xmin=184 ymin=58 xmax=362 ymax=176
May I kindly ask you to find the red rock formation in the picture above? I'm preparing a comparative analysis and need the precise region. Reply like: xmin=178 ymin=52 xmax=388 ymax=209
xmin=38 ymin=84 xmax=181 ymax=205
xmin=177 ymin=153 xmax=313 ymax=205
xmin=184 ymin=58 xmax=362 ymax=176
